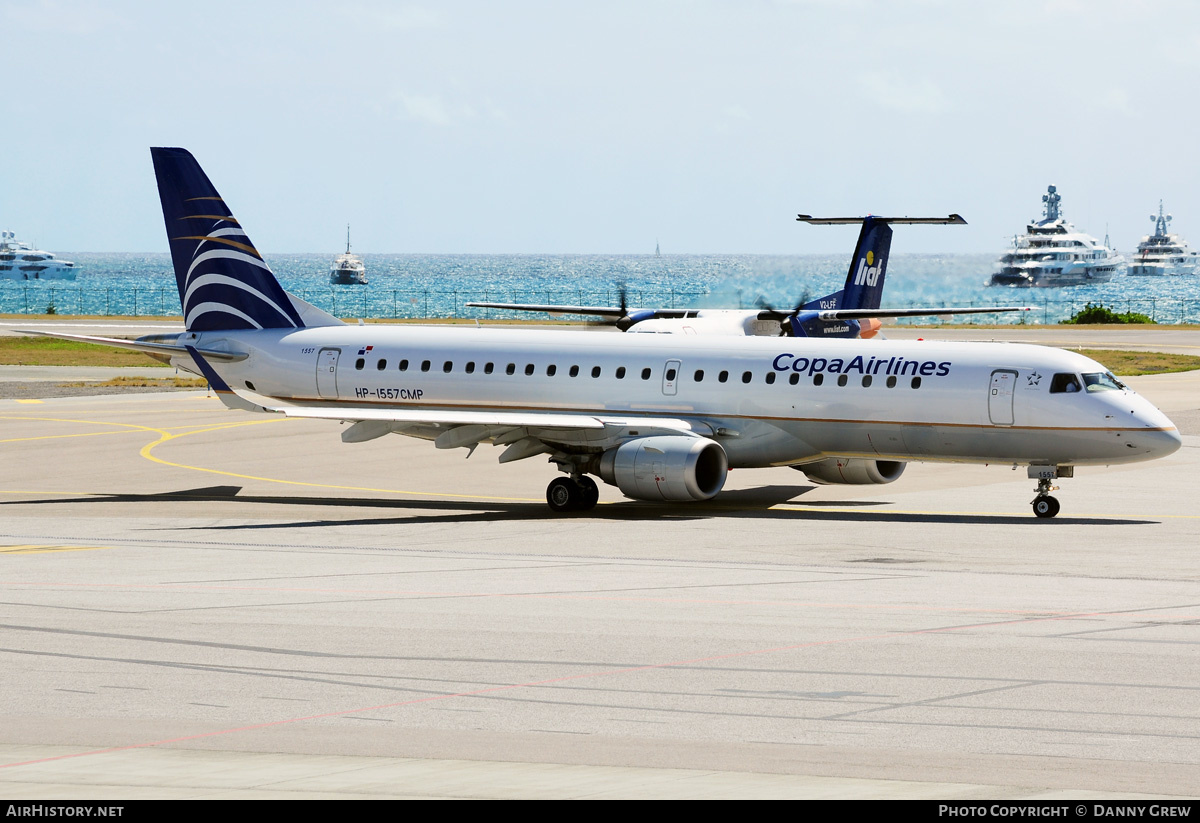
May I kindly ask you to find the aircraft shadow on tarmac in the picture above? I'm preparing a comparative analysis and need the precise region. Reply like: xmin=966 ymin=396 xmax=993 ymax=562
xmin=1 ymin=484 xmax=1156 ymax=528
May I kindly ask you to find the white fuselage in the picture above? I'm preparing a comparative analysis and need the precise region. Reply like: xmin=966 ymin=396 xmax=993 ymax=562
xmin=171 ymin=326 xmax=1181 ymax=470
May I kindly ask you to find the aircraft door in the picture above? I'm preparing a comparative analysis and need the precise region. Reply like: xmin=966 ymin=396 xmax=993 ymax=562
xmin=317 ymin=348 xmax=340 ymax=398
xmin=988 ymin=369 xmax=1017 ymax=426
xmin=662 ymin=359 xmax=680 ymax=396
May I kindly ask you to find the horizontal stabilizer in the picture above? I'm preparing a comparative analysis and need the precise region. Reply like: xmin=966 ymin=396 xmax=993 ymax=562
xmin=797 ymin=214 xmax=967 ymax=225
xmin=17 ymin=330 xmax=247 ymax=361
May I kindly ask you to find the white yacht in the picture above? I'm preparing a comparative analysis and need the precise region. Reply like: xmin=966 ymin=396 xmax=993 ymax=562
xmin=329 ymin=225 xmax=367 ymax=285
xmin=990 ymin=185 xmax=1123 ymax=287
xmin=1128 ymin=202 xmax=1198 ymax=276
xmin=0 ymin=230 xmax=78 ymax=281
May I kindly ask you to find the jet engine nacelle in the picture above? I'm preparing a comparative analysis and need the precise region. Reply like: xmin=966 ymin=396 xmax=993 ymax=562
xmin=598 ymin=436 xmax=728 ymax=502
xmin=796 ymin=458 xmax=906 ymax=485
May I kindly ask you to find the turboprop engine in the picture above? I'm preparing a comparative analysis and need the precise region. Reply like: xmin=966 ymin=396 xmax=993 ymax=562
xmin=795 ymin=458 xmax=906 ymax=485
xmin=598 ymin=436 xmax=728 ymax=502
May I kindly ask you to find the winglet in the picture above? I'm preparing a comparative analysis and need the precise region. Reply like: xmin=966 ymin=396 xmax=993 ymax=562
xmin=186 ymin=345 xmax=273 ymax=413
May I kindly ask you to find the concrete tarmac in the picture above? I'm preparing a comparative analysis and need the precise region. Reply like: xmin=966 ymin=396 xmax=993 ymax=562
xmin=0 ymin=334 xmax=1198 ymax=798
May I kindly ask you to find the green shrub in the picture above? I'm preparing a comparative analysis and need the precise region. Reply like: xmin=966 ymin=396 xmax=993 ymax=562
xmin=1065 ymin=302 xmax=1154 ymax=325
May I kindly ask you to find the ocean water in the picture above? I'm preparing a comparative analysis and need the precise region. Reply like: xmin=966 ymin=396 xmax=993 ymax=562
xmin=3 ymin=252 xmax=1199 ymax=324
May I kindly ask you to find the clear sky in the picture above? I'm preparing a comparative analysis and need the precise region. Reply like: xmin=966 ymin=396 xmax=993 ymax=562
xmin=3 ymin=0 xmax=1198 ymax=255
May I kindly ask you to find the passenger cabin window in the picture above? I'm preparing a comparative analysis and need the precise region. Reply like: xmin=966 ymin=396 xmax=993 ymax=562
xmin=861 ymin=375 xmax=872 ymax=387
xmin=911 ymin=376 xmax=921 ymax=389
xmin=741 ymin=371 xmax=752 ymax=384
xmin=1050 ymin=373 xmax=1082 ymax=393
xmin=886 ymin=375 xmax=896 ymax=388
xmin=465 ymin=362 xmax=475 ymax=374
xmin=615 ymin=367 xmax=626 ymax=379
xmin=569 ymin=365 xmax=579 ymax=377
xmin=718 ymin=370 xmax=728 ymax=383
xmin=484 ymin=362 xmax=494 ymax=374
xmin=355 ymin=358 xmax=365 ymax=370
xmin=789 ymin=373 xmax=800 ymax=385
xmin=694 ymin=369 xmax=704 ymax=382
xmin=547 ymin=364 xmax=557 ymax=376
xmin=592 ymin=366 xmax=602 ymax=378
xmin=443 ymin=361 xmax=453 ymax=373
xmin=506 ymin=363 xmax=516 ymax=375
xmin=665 ymin=367 xmax=676 ymax=381
xmin=399 ymin=359 xmax=409 ymax=371
xmin=421 ymin=360 xmax=431 ymax=372
xmin=376 ymin=359 xmax=387 ymax=370
xmin=525 ymin=363 xmax=535 ymax=376
xmin=765 ymin=372 xmax=776 ymax=385
xmin=837 ymin=374 xmax=848 ymax=387
xmin=641 ymin=368 xmax=651 ymax=380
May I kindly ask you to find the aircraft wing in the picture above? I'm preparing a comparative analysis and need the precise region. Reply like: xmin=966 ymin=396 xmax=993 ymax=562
xmin=464 ymin=302 xmax=692 ymax=320
xmin=815 ymin=306 xmax=1031 ymax=321
xmin=276 ymin=403 xmax=706 ymax=435
xmin=281 ymin=404 xmax=602 ymax=429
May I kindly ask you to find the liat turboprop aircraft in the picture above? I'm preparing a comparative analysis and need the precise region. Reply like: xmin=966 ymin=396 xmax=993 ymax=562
xmin=466 ymin=214 xmax=1029 ymax=337
xmin=26 ymin=148 xmax=1181 ymax=517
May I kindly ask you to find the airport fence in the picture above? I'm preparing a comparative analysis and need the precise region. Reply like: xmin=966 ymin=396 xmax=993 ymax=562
xmin=4 ymin=282 xmax=1200 ymax=325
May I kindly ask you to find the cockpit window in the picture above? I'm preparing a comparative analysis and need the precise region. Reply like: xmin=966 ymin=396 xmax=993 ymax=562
xmin=1083 ymin=372 xmax=1125 ymax=392
xmin=1050 ymin=373 xmax=1082 ymax=393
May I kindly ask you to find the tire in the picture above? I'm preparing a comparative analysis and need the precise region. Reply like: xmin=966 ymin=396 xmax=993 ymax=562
xmin=1032 ymin=496 xmax=1060 ymax=519
xmin=547 ymin=477 xmax=580 ymax=512
xmin=577 ymin=476 xmax=599 ymax=510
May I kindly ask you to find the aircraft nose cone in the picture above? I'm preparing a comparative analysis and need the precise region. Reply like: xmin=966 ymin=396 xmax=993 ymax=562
xmin=1127 ymin=401 xmax=1182 ymax=460
xmin=1148 ymin=425 xmax=1183 ymax=459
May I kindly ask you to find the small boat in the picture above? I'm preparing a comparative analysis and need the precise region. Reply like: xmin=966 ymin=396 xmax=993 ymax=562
xmin=330 ymin=225 xmax=367 ymax=285
xmin=1128 ymin=202 xmax=1199 ymax=276
xmin=0 ymin=230 xmax=78 ymax=281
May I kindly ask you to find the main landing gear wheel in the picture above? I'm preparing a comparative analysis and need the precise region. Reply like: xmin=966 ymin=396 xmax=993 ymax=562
xmin=546 ymin=476 xmax=599 ymax=513
xmin=577 ymin=476 xmax=599 ymax=510
xmin=1032 ymin=495 xmax=1060 ymax=519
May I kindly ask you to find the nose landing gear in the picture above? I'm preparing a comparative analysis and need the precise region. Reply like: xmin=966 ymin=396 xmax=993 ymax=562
xmin=1031 ymin=475 xmax=1061 ymax=519
xmin=1028 ymin=465 xmax=1072 ymax=518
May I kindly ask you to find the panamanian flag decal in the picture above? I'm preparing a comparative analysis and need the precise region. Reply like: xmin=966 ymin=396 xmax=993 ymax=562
xmin=358 ymin=346 xmax=374 ymax=355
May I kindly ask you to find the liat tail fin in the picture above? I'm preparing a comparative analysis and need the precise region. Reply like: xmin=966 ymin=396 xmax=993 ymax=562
xmin=841 ymin=217 xmax=892 ymax=311
xmin=795 ymin=214 xmax=965 ymax=312
xmin=152 ymin=147 xmax=305 ymax=332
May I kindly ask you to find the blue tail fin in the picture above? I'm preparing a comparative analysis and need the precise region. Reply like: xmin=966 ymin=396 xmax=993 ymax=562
xmin=840 ymin=216 xmax=891 ymax=311
xmin=798 ymin=216 xmax=892 ymax=313
xmin=152 ymin=147 xmax=305 ymax=332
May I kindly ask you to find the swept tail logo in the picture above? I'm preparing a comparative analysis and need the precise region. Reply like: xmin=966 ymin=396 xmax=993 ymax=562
xmin=173 ymin=214 xmax=300 ymax=331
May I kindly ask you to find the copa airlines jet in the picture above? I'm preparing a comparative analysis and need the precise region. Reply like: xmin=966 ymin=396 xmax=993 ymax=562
xmin=28 ymin=148 xmax=1181 ymax=518
xmin=467 ymin=214 xmax=1028 ymax=337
